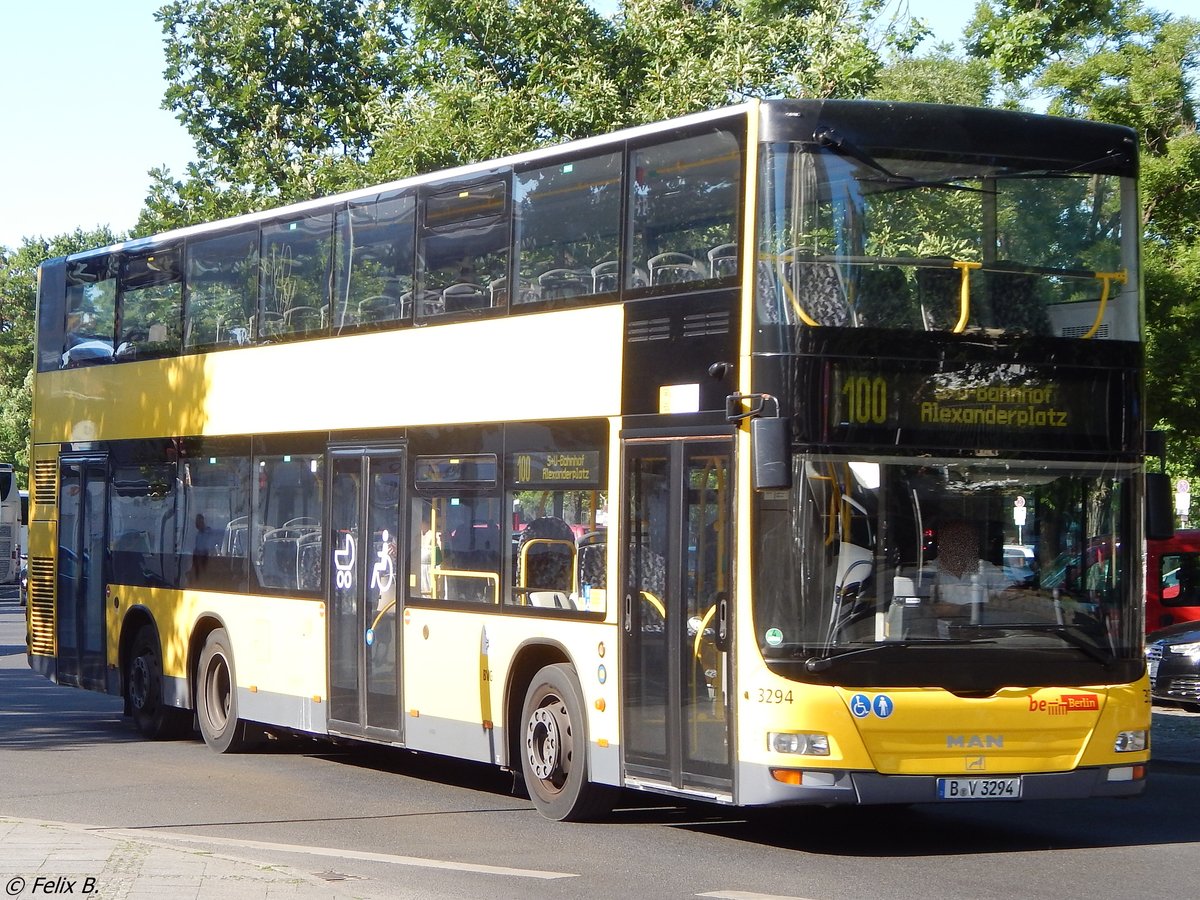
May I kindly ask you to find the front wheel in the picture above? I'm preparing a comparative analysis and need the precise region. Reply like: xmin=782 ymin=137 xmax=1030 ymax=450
xmin=520 ymin=663 xmax=613 ymax=821
xmin=196 ymin=628 xmax=256 ymax=753
xmin=127 ymin=624 xmax=192 ymax=740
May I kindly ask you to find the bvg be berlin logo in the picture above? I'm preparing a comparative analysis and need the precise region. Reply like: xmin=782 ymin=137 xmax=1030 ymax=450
xmin=1028 ymin=693 xmax=1100 ymax=715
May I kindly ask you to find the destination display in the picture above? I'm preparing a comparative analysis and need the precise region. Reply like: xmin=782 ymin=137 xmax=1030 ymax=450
xmin=820 ymin=360 xmax=1123 ymax=452
xmin=511 ymin=450 xmax=602 ymax=487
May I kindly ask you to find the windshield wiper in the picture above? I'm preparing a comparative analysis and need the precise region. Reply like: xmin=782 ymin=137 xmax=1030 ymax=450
xmin=804 ymin=641 xmax=917 ymax=672
xmin=815 ymin=127 xmax=905 ymax=180
xmin=1005 ymin=624 xmax=1115 ymax=666
xmin=815 ymin=127 xmax=990 ymax=194
xmin=803 ymin=623 xmax=1115 ymax=672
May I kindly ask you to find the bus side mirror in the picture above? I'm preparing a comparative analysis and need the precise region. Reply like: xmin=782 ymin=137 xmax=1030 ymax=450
xmin=752 ymin=417 xmax=791 ymax=490
xmin=1146 ymin=472 xmax=1175 ymax=540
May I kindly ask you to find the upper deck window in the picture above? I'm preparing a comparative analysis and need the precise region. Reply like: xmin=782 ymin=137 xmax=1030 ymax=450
xmin=514 ymin=151 xmax=623 ymax=305
xmin=418 ymin=178 xmax=510 ymax=320
xmin=63 ymin=255 xmax=117 ymax=368
xmin=184 ymin=229 xmax=259 ymax=351
xmin=259 ymin=213 xmax=335 ymax=342
xmin=629 ymin=129 xmax=742 ymax=292
xmin=757 ymin=142 xmax=1136 ymax=340
xmin=333 ymin=192 xmax=415 ymax=332
xmin=118 ymin=246 xmax=183 ymax=360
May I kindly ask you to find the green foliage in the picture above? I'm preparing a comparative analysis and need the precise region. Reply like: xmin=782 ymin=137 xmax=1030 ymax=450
xmin=154 ymin=0 xmax=917 ymax=197
xmin=1145 ymin=241 xmax=1200 ymax=432
xmin=157 ymin=0 xmax=410 ymax=200
xmin=1039 ymin=9 xmax=1199 ymax=154
xmin=965 ymin=0 xmax=1123 ymax=82
xmin=869 ymin=47 xmax=995 ymax=107
xmin=1142 ymin=132 xmax=1200 ymax=245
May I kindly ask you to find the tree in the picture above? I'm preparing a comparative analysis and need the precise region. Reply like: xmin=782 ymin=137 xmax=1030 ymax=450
xmin=366 ymin=0 xmax=922 ymax=179
xmin=145 ymin=0 xmax=919 ymax=222
xmin=158 ymin=0 xmax=410 ymax=198
xmin=1031 ymin=5 xmax=1200 ymax=490
xmin=140 ymin=0 xmax=413 ymax=233
xmin=964 ymin=0 xmax=1123 ymax=83
xmin=869 ymin=44 xmax=995 ymax=107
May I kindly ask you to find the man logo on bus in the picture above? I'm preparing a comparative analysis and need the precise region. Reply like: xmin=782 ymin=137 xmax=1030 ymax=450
xmin=947 ymin=734 xmax=1004 ymax=749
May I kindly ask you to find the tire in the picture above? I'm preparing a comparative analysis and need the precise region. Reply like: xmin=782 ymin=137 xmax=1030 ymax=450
xmin=519 ymin=663 xmax=613 ymax=821
xmin=196 ymin=627 xmax=255 ymax=753
xmin=127 ymin=624 xmax=192 ymax=740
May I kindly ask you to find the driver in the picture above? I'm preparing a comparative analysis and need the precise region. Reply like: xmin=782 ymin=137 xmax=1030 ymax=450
xmin=931 ymin=520 xmax=1009 ymax=615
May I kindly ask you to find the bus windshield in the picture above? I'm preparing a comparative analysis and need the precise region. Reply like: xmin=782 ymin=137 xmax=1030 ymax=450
xmin=754 ymin=457 xmax=1140 ymax=671
xmin=757 ymin=142 xmax=1136 ymax=339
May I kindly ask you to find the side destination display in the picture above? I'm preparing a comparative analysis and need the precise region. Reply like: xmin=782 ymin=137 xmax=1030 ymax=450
xmin=512 ymin=451 xmax=602 ymax=487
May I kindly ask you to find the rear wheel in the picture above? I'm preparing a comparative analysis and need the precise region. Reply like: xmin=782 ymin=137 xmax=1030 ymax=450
xmin=196 ymin=628 xmax=255 ymax=753
xmin=127 ymin=624 xmax=192 ymax=739
xmin=520 ymin=663 xmax=613 ymax=821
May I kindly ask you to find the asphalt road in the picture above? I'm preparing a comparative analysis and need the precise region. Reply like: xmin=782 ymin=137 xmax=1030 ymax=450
xmin=2 ymin=589 xmax=1199 ymax=899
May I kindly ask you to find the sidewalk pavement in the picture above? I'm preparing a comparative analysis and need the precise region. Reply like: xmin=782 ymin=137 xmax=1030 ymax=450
xmin=0 ymin=817 xmax=364 ymax=900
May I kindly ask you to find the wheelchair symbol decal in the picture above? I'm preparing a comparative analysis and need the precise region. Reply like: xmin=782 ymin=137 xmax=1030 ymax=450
xmin=371 ymin=529 xmax=396 ymax=595
xmin=849 ymin=693 xmax=896 ymax=719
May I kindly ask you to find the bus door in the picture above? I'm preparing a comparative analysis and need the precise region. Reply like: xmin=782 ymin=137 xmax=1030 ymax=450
xmin=327 ymin=448 xmax=406 ymax=739
xmin=621 ymin=437 xmax=734 ymax=796
xmin=57 ymin=455 xmax=108 ymax=690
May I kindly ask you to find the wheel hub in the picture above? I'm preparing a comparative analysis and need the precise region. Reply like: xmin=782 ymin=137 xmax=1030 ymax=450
xmin=528 ymin=705 xmax=563 ymax=781
xmin=129 ymin=656 xmax=150 ymax=709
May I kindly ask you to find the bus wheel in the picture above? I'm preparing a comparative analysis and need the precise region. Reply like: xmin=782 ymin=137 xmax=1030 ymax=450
xmin=520 ymin=664 xmax=613 ymax=821
xmin=127 ymin=624 xmax=192 ymax=740
xmin=196 ymin=628 xmax=254 ymax=753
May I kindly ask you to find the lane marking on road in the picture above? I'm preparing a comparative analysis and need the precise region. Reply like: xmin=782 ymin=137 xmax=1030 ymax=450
xmin=103 ymin=828 xmax=578 ymax=880
xmin=699 ymin=892 xmax=818 ymax=900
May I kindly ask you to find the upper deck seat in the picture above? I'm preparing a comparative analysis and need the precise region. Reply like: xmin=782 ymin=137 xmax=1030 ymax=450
xmin=649 ymin=252 xmax=706 ymax=285
xmin=442 ymin=282 xmax=489 ymax=312
xmin=988 ymin=265 xmax=1051 ymax=335
xmin=777 ymin=250 xmax=851 ymax=326
xmin=853 ymin=265 xmax=918 ymax=329
xmin=707 ymin=243 xmax=738 ymax=279
xmin=538 ymin=268 xmax=589 ymax=299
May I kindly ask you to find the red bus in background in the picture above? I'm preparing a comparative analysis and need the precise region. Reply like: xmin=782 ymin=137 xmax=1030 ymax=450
xmin=1146 ymin=530 xmax=1200 ymax=633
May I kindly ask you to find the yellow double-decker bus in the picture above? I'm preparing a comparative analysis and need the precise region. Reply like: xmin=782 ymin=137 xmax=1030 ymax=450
xmin=28 ymin=100 xmax=1159 ymax=819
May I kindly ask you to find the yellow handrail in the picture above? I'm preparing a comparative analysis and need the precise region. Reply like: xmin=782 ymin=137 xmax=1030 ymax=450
xmin=952 ymin=260 xmax=982 ymax=333
xmin=1081 ymin=270 xmax=1127 ymax=339
xmin=692 ymin=603 xmax=717 ymax=664
xmin=431 ymin=566 xmax=501 ymax=604
xmin=777 ymin=262 xmax=820 ymax=327
xmin=641 ymin=590 xmax=665 ymax=619
xmin=517 ymin=537 xmax=578 ymax=596
xmin=370 ymin=599 xmax=396 ymax=632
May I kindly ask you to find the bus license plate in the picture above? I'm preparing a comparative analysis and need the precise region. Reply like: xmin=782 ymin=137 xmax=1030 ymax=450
xmin=937 ymin=777 xmax=1021 ymax=800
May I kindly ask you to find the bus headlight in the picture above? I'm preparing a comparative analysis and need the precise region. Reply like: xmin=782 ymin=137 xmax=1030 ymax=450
xmin=768 ymin=732 xmax=830 ymax=755
xmin=1114 ymin=730 xmax=1147 ymax=752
